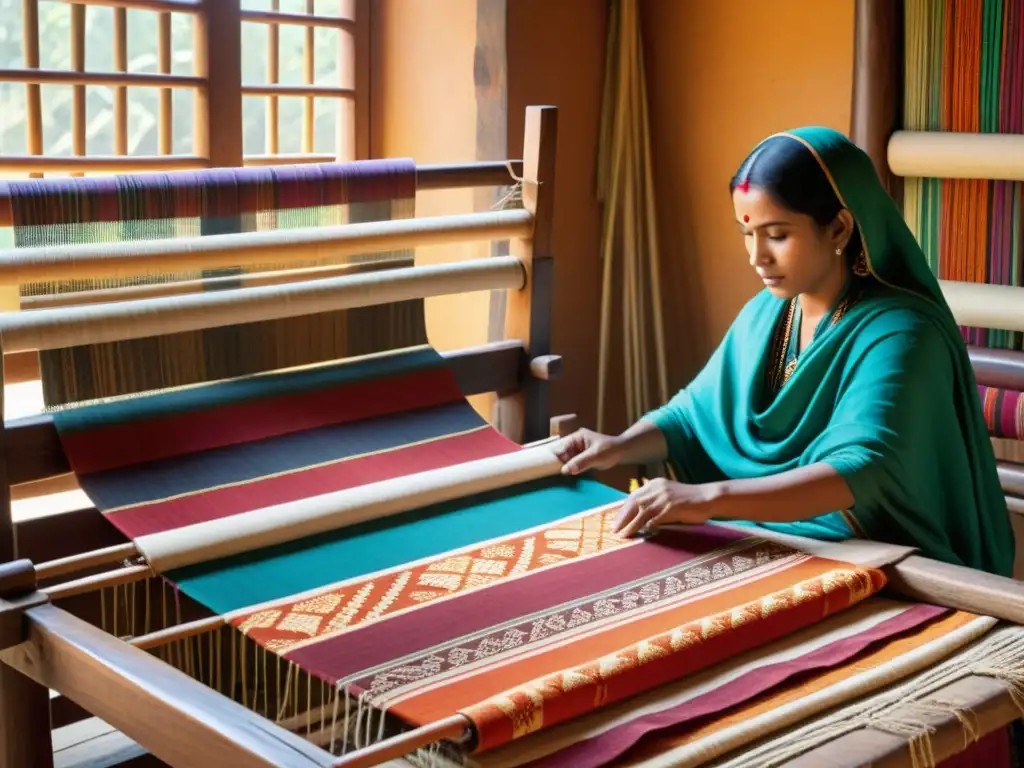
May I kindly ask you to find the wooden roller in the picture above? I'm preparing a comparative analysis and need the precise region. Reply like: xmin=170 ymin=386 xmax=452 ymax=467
xmin=0 ymin=209 xmax=532 ymax=283
xmin=136 ymin=444 xmax=566 ymax=573
xmin=939 ymin=279 xmax=1024 ymax=333
xmin=889 ymin=130 xmax=1024 ymax=182
xmin=0 ymin=257 xmax=526 ymax=353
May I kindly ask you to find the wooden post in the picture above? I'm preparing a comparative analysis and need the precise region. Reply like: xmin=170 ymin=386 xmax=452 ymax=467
xmin=850 ymin=0 xmax=903 ymax=201
xmin=494 ymin=106 xmax=558 ymax=444
xmin=193 ymin=0 xmax=244 ymax=168
xmin=0 ymin=557 xmax=51 ymax=768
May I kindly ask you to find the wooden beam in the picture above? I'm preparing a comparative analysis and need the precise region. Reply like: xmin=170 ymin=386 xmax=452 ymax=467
xmin=1 ymin=604 xmax=334 ymax=768
xmin=494 ymin=105 xmax=558 ymax=444
xmin=850 ymin=0 xmax=903 ymax=199
xmin=0 ymin=162 xmax=523 ymax=228
xmin=193 ymin=0 xmax=243 ymax=168
xmin=4 ymin=340 xmax=527 ymax=486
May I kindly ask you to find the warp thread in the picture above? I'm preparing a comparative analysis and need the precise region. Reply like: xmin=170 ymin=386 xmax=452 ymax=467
xmin=713 ymin=625 xmax=1024 ymax=768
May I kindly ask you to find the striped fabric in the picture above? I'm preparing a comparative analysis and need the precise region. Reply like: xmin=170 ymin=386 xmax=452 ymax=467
xmin=979 ymin=383 xmax=1024 ymax=439
xmin=49 ymin=343 xmax=899 ymax=759
xmin=269 ymin=520 xmax=886 ymax=754
xmin=903 ymin=0 xmax=1024 ymax=349
xmin=52 ymin=345 xmax=627 ymax=613
xmin=7 ymin=160 xmax=426 ymax=406
xmin=472 ymin=598 xmax=960 ymax=767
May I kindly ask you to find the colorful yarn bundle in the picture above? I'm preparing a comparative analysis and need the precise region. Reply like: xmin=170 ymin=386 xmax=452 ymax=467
xmin=903 ymin=0 xmax=1024 ymax=348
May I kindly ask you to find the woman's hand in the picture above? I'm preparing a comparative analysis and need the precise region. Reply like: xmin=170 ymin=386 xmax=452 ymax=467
xmin=555 ymin=429 xmax=625 ymax=475
xmin=613 ymin=478 xmax=721 ymax=537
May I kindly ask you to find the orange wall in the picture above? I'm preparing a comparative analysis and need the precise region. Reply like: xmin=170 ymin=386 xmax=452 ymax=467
xmin=371 ymin=0 xmax=856 ymax=443
xmin=507 ymin=0 xmax=610 ymax=432
xmin=641 ymin=0 xmax=855 ymax=387
xmin=369 ymin=0 xmax=490 ymax=356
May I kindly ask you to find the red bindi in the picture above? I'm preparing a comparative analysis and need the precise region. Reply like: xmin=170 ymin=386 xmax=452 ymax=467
xmin=742 ymin=214 xmax=750 ymax=223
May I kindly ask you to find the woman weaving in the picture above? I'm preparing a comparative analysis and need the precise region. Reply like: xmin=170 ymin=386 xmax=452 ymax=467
xmin=557 ymin=126 xmax=1015 ymax=577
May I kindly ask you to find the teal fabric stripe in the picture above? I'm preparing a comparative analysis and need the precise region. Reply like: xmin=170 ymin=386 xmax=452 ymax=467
xmin=53 ymin=345 xmax=443 ymax=434
xmin=169 ymin=475 xmax=627 ymax=615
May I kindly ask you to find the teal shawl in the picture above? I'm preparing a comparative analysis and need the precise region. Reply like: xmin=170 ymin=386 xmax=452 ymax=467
xmin=646 ymin=126 xmax=1014 ymax=577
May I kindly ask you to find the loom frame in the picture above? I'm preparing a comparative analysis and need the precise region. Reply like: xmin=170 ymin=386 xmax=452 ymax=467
xmin=2 ymin=49 xmax=1024 ymax=764
xmin=0 ymin=104 xmax=574 ymax=768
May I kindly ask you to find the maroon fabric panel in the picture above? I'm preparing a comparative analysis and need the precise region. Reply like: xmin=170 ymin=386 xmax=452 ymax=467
xmin=530 ymin=603 xmax=950 ymax=768
xmin=284 ymin=525 xmax=753 ymax=684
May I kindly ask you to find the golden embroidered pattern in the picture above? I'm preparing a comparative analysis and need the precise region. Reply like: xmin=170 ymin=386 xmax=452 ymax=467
xmin=230 ymin=507 xmax=631 ymax=653
xmin=462 ymin=565 xmax=885 ymax=746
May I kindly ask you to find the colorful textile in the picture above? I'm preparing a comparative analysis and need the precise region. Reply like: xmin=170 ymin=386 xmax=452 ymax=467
xmin=903 ymin=0 xmax=1024 ymax=350
xmin=646 ymin=127 xmax=1014 ymax=576
xmin=229 ymin=505 xmax=632 ymax=653
xmin=466 ymin=597 xmax=956 ymax=767
xmin=618 ymin=606 xmax=993 ymax=768
xmin=6 ymin=159 xmax=426 ymax=406
xmin=51 ymin=345 xmax=627 ymax=613
xmin=269 ymin=520 xmax=885 ymax=753
xmin=980 ymin=384 xmax=1024 ymax=440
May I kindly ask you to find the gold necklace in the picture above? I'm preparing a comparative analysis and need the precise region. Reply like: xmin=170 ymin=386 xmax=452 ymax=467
xmin=768 ymin=290 xmax=857 ymax=395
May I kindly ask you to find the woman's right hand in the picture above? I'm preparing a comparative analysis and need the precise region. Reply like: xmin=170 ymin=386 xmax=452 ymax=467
xmin=554 ymin=429 xmax=625 ymax=476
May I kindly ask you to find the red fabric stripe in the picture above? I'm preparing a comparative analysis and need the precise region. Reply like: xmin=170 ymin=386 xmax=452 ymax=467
xmin=106 ymin=427 xmax=519 ymax=539
xmin=62 ymin=368 xmax=465 ymax=475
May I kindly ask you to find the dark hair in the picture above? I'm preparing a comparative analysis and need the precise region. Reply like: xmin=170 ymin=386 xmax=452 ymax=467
xmin=730 ymin=135 xmax=862 ymax=261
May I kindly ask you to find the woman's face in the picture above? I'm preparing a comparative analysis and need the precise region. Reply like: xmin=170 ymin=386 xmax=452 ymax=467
xmin=732 ymin=185 xmax=850 ymax=300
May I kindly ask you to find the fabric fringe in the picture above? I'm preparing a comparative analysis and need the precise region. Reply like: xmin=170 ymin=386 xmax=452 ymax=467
xmin=713 ymin=624 xmax=1024 ymax=768
xmin=100 ymin=580 xmax=459 ymax=763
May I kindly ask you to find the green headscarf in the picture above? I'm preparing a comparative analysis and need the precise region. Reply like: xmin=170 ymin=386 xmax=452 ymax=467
xmin=646 ymin=126 xmax=1014 ymax=576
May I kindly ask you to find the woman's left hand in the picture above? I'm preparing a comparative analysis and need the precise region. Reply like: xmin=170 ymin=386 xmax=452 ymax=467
xmin=613 ymin=478 xmax=722 ymax=538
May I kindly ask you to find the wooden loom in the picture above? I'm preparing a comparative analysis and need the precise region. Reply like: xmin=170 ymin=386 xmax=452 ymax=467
xmin=1 ymin=92 xmax=1024 ymax=768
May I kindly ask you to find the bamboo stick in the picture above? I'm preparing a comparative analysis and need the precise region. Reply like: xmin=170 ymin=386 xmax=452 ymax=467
xmin=0 ymin=69 xmax=203 ymax=88
xmin=0 ymin=210 xmax=531 ymax=284
xmin=36 ymin=543 xmax=140 ymax=582
xmin=0 ymin=256 xmax=527 ymax=353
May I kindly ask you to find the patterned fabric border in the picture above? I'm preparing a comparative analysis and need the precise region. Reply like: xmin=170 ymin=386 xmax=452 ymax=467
xmin=231 ymin=506 xmax=631 ymax=654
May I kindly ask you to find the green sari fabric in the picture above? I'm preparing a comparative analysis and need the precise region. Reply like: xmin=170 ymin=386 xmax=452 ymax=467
xmin=646 ymin=126 xmax=1014 ymax=576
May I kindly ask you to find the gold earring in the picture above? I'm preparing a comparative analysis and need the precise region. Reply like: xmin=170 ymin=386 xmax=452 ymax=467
xmin=835 ymin=247 xmax=842 ymax=256
xmin=852 ymin=249 xmax=870 ymax=277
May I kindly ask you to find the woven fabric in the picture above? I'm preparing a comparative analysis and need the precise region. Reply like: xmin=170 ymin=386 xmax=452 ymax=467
xmin=468 ymin=598 xmax=955 ymax=767
xmin=903 ymin=0 xmax=1024 ymax=350
xmin=979 ymin=384 xmax=1024 ymax=440
xmin=619 ymin=607 xmax=991 ymax=768
xmin=6 ymin=159 xmax=426 ymax=406
xmin=276 ymin=521 xmax=886 ymax=753
xmin=51 ymin=346 xmax=630 ymax=613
